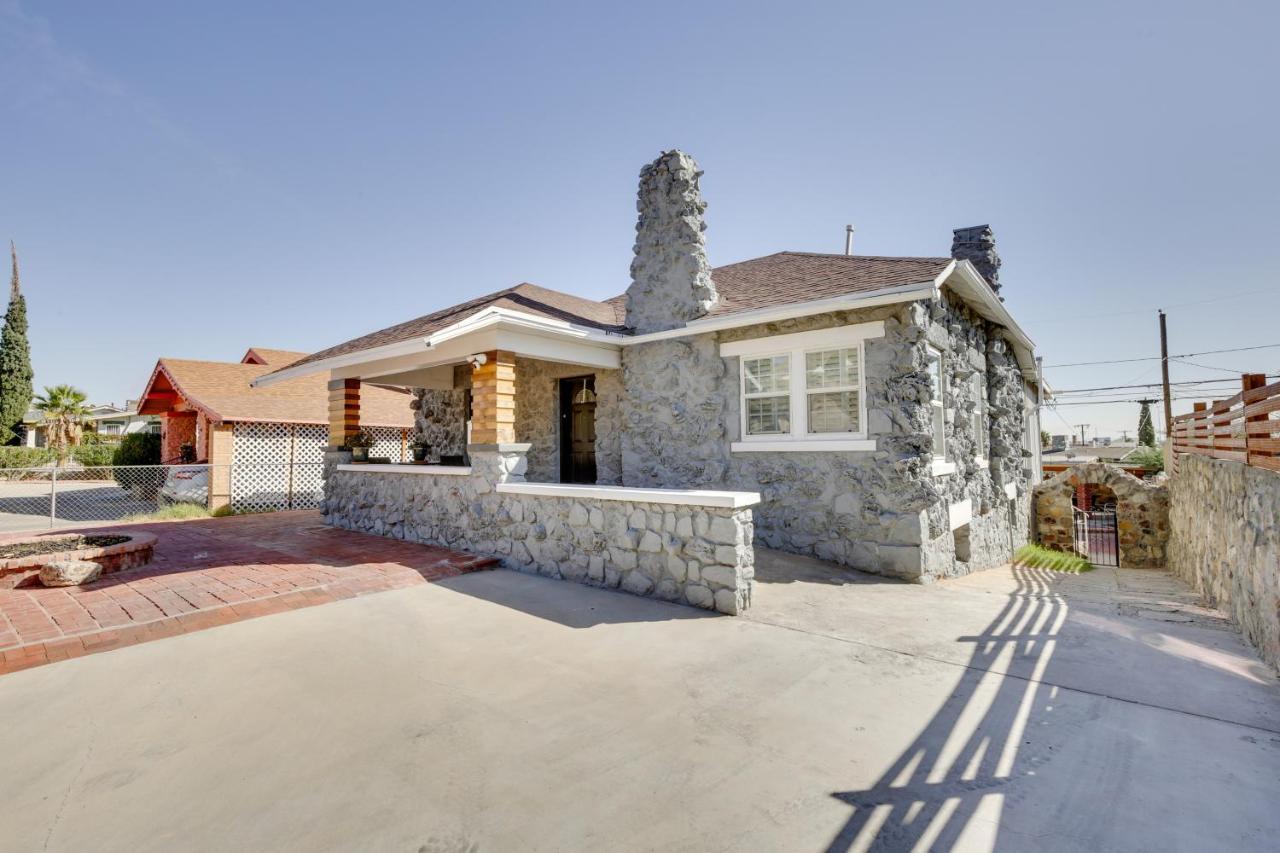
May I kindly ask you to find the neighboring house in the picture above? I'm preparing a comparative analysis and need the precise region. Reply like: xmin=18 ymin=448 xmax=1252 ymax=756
xmin=21 ymin=403 xmax=158 ymax=447
xmin=1042 ymin=443 xmax=1152 ymax=480
xmin=138 ymin=347 xmax=414 ymax=510
xmin=257 ymin=151 xmax=1046 ymax=611
xmin=85 ymin=401 xmax=159 ymax=437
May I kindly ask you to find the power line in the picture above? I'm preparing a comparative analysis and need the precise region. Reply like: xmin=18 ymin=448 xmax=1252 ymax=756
xmin=1052 ymin=375 xmax=1279 ymax=395
xmin=1042 ymin=342 xmax=1280 ymax=369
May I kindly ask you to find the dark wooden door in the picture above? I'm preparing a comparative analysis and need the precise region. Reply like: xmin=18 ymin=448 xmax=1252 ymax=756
xmin=559 ymin=376 xmax=597 ymax=484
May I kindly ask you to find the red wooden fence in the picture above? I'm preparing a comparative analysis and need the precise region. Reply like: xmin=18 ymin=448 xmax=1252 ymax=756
xmin=1171 ymin=373 xmax=1280 ymax=473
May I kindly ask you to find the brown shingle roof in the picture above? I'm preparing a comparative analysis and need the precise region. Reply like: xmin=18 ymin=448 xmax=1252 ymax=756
xmin=140 ymin=356 xmax=414 ymax=427
xmin=278 ymin=282 xmax=628 ymax=374
xmin=241 ymin=348 xmax=308 ymax=367
xmin=270 ymin=252 xmax=952 ymax=375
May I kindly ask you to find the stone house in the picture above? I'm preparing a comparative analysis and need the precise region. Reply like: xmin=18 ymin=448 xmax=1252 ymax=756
xmin=138 ymin=347 xmax=415 ymax=510
xmin=257 ymin=151 xmax=1044 ymax=612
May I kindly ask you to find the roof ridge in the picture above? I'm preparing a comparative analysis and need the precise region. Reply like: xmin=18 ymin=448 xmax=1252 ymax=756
xmin=777 ymin=250 xmax=953 ymax=262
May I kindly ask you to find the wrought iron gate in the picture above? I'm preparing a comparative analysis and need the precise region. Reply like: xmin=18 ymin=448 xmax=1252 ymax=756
xmin=1072 ymin=506 xmax=1118 ymax=567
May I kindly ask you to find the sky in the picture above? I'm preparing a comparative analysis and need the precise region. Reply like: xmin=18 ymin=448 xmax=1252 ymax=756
xmin=2 ymin=0 xmax=1277 ymax=439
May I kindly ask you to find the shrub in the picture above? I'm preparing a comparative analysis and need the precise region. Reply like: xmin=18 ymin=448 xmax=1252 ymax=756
xmin=112 ymin=432 xmax=164 ymax=496
xmin=113 ymin=432 xmax=162 ymax=466
xmin=71 ymin=444 xmax=115 ymax=467
xmin=0 ymin=445 xmax=56 ymax=473
xmin=1126 ymin=444 xmax=1165 ymax=473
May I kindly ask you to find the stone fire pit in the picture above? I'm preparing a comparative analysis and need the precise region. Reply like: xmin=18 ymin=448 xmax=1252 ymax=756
xmin=0 ymin=531 xmax=157 ymax=589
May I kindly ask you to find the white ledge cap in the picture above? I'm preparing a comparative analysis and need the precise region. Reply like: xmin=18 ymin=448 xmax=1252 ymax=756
xmin=336 ymin=464 xmax=472 ymax=476
xmin=497 ymin=482 xmax=761 ymax=509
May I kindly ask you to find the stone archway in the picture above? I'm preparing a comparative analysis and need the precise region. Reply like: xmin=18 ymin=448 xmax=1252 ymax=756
xmin=1034 ymin=462 xmax=1169 ymax=567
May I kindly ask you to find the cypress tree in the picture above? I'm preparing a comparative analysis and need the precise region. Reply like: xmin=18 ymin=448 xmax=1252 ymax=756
xmin=1137 ymin=400 xmax=1156 ymax=448
xmin=0 ymin=243 xmax=34 ymax=445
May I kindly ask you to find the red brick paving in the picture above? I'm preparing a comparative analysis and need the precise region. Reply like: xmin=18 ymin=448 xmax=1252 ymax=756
xmin=0 ymin=511 xmax=495 ymax=675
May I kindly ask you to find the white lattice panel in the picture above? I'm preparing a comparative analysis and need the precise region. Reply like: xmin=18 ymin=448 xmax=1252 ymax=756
xmin=369 ymin=426 xmax=407 ymax=463
xmin=230 ymin=422 xmax=325 ymax=512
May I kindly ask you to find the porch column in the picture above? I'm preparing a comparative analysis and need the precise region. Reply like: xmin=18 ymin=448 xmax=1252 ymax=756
xmin=208 ymin=422 xmax=233 ymax=511
xmin=467 ymin=350 xmax=528 ymax=489
xmin=328 ymin=378 xmax=360 ymax=447
xmin=469 ymin=350 xmax=515 ymax=444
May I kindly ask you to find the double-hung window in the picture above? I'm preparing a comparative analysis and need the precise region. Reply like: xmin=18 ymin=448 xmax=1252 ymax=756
xmin=806 ymin=348 xmax=861 ymax=434
xmin=927 ymin=346 xmax=945 ymax=460
xmin=743 ymin=355 xmax=791 ymax=435
xmin=972 ymin=371 xmax=988 ymax=463
xmin=723 ymin=322 xmax=883 ymax=452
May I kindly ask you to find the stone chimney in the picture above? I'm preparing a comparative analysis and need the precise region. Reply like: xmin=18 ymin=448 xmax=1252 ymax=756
xmin=951 ymin=225 xmax=1001 ymax=296
xmin=624 ymin=150 xmax=718 ymax=333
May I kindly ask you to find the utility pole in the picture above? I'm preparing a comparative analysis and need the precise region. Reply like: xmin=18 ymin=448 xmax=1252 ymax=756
xmin=1159 ymin=309 xmax=1172 ymax=437
xmin=1075 ymin=424 xmax=1089 ymax=446
xmin=1119 ymin=429 xmax=1131 ymax=443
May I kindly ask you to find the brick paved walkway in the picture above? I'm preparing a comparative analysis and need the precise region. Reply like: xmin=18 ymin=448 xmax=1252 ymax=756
xmin=0 ymin=511 xmax=495 ymax=674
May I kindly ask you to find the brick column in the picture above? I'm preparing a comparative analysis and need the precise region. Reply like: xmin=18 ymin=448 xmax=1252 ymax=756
xmin=328 ymin=378 xmax=360 ymax=447
xmin=470 ymin=350 xmax=515 ymax=444
xmin=208 ymin=422 xmax=233 ymax=511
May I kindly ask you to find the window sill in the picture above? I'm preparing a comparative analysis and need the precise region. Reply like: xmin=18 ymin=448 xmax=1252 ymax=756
xmin=731 ymin=438 xmax=877 ymax=453
xmin=931 ymin=459 xmax=957 ymax=477
xmin=975 ymin=457 xmax=990 ymax=469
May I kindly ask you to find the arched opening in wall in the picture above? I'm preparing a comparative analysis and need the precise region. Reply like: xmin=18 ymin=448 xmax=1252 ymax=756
xmin=1072 ymin=483 xmax=1117 ymax=513
xmin=1071 ymin=483 xmax=1118 ymax=566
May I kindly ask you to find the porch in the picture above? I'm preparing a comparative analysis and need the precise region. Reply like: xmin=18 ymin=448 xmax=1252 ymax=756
xmin=312 ymin=335 xmax=761 ymax=613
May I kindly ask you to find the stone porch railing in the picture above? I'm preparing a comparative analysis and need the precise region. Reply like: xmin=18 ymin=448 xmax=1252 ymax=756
xmin=321 ymin=444 xmax=759 ymax=614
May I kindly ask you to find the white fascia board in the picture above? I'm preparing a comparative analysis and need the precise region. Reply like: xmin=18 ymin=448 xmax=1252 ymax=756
xmin=497 ymin=481 xmax=761 ymax=509
xmin=719 ymin=320 xmax=886 ymax=358
xmin=619 ymin=282 xmax=937 ymax=345
xmin=254 ymin=308 xmax=625 ymax=387
xmin=942 ymin=262 xmax=1037 ymax=371
xmin=253 ymin=281 xmax=936 ymax=387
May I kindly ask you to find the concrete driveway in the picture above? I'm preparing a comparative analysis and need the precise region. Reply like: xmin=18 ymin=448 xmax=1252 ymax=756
xmin=1 ymin=552 xmax=1277 ymax=852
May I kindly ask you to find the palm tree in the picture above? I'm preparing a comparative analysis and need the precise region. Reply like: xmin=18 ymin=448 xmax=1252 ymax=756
xmin=33 ymin=384 xmax=91 ymax=460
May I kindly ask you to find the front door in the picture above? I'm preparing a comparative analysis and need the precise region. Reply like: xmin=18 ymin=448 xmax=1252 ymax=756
xmin=559 ymin=376 xmax=597 ymax=484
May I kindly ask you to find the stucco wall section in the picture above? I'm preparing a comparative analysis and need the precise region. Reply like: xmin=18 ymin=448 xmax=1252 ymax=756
xmin=1167 ymin=454 xmax=1280 ymax=670
xmin=323 ymin=466 xmax=755 ymax=614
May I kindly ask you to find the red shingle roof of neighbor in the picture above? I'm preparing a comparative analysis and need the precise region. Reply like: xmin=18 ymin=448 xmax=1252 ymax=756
xmin=138 ymin=348 xmax=414 ymax=427
xmin=268 ymin=252 xmax=954 ymax=376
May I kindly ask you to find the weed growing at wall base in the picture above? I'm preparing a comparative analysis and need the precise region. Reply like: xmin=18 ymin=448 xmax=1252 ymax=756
xmin=1015 ymin=543 xmax=1094 ymax=573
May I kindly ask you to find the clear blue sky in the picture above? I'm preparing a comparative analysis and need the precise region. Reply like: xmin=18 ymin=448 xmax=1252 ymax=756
xmin=3 ymin=0 xmax=1277 ymax=438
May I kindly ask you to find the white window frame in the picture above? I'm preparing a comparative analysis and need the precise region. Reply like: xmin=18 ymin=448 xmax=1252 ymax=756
xmin=972 ymin=369 xmax=989 ymax=467
xmin=927 ymin=346 xmax=954 ymax=476
xmin=722 ymin=322 xmax=884 ymax=453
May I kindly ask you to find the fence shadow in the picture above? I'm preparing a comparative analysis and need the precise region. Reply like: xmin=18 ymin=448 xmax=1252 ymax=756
xmin=825 ymin=564 xmax=1064 ymax=852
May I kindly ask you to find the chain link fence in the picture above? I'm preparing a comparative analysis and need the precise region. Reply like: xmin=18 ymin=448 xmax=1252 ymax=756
xmin=0 ymin=463 xmax=325 ymax=533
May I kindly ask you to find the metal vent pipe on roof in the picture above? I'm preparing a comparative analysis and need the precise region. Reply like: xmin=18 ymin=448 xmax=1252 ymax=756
xmin=844 ymin=225 xmax=855 ymax=255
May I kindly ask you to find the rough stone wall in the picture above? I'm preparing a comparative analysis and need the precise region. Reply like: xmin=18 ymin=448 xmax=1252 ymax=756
xmin=323 ymin=467 xmax=755 ymax=614
xmin=411 ymin=361 xmax=622 ymax=484
xmin=511 ymin=358 xmax=622 ymax=485
xmin=410 ymin=387 xmax=467 ymax=459
xmin=624 ymin=151 xmax=718 ymax=333
xmin=1167 ymin=454 xmax=1280 ymax=670
xmin=618 ymin=299 xmax=1030 ymax=581
xmin=1034 ymin=463 xmax=1169 ymax=568
xmin=918 ymin=292 xmax=1031 ymax=578
xmin=951 ymin=225 xmax=1002 ymax=295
